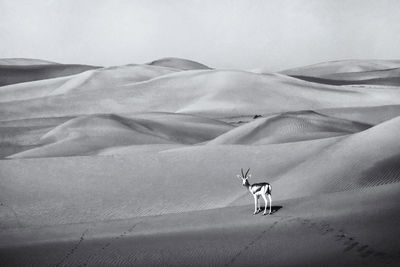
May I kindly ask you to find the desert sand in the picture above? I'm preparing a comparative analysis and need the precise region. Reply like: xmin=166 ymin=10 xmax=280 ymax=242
xmin=1 ymin=57 xmax=400 ymax=266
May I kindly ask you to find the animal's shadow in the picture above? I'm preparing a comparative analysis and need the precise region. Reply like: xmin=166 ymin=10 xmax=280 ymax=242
xmin=255 ymin=205 xmax=282 ymax=215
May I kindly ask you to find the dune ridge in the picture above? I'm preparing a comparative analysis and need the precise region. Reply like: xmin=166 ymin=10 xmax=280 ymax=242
xmin=281 ymin=59 xmax=400 ymax=76
xmin=7 ymin=113 xmax=233 ymax=158
xmin=0 ymin=58 xmax=59 ymax=65
xmin=0 ymin=64 xmax=100 ymax=87
xmin=208 ymin=110 xmax=371 ymax=145
xmin=147 ymin=57 xmax=211 ymax=70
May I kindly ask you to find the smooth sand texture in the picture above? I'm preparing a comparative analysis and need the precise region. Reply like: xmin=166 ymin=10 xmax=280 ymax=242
xmin=1 ymin=57 xmax=400 ymax=266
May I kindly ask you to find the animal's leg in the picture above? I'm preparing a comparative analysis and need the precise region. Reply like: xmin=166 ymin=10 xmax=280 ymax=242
xmin=257 ymin=195 xmax=261 ymax=212
xmin=253 ymin=195 xmax=258 ymax=215
xmin=267 ymin=194 xmax=272 ymax=214
xmin=262 ymin=193 xmax=268 ymax=215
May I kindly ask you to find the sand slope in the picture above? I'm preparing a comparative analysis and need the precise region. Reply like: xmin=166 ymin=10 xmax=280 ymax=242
xmin=317 ymin=105 xmax=400 ymax=125
xmin=7 ymin=113 xmax=233 ymax=158
xmin=0 ymin=117 xmax=73 ymax=158
xmin=208 ymin=110 xmax=370 ymax=145
xmin=272 ymin=116 xmax=400 ymax=201
xmin=1 ymin=183 xmax=399 ymax=267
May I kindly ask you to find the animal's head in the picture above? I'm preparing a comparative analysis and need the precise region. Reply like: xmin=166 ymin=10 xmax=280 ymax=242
xmin=236 ymin=168 xmax=251 ymax=186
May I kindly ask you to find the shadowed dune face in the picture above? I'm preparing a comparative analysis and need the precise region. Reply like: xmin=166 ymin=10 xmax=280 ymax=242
xmin=281 ymin=59 xmax=400 ymax=76
xmin=1 ymin=58 xmax=400 ymax=266
xmin=281 ymin=60 xmax=400 ymax=86
xmin=0 ymin=64 xmax=100 ymax=86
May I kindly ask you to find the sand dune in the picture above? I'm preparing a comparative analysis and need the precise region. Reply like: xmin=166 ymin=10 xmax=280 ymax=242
xmin=0 ymin=138 xmax=341 ymax=227
xmin=2 ymin=183 xmax=399 ymax=267
xmin=272 ymin=115 xmax=400 ymax=201
xmin=147 ymin=57 xmax=210 ymax=70
xmin=289 ymin=71 xmax=400 ymax=86
xmin=290 ymin=75 xmax=400 ymax=86
xmin=2 ymin=69 xmax=400 ymax=121
xmin=0 ymin=117 xmax=73 ymax=158
xmin=208 ymin=110 xmax=370 ymax=145
xmin=0 ymin=58 xmax=59 ymax=65
xmin=317 ymin=105 xmax=400 ymax=125
xmin=7 ymin=113 xmax=233 ymax=158
xmin=0 ymin=64 xmax=179 ymax=103
xmin=0 ymin=121 xmax=398 ymax=225
xmin=281 ymin=59 xmax=400 ymax=76
xmin=0 ymin=63 xmax=100 ymax=87
xmin=282 ymin=60 xmax=400 ymax=86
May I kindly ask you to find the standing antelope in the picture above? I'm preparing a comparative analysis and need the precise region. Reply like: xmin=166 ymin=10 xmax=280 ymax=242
xmin=237 ymin=168 xmax=272 ymax=215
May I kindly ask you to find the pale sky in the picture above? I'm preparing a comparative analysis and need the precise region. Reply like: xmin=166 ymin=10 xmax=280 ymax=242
xmin=1 ymin=0 xmax=400 ymax=71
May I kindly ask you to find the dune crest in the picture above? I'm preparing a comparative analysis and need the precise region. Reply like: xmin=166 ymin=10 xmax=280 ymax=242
xmin=281 ymin=59 xmax=400 ymax=76
xmin=0 ymin=63 xmax=100 ymax=87
xmin=0 ymin=58 xmax=59 ymax=65
xmin=8 ymin=113 xmax=233 ymax=158
xmin=148 ymin=57 xmax=210 ymax=70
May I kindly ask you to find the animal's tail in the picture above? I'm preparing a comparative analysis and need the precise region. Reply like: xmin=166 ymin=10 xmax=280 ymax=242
xmin=267 ymin=183 xmax=272 ymax=195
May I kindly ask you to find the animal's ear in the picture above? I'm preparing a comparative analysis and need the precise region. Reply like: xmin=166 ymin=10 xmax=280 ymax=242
xmin=236 ymin=175 xmax=242 ymax=179
xmin=248 ymin=174 xmax=252 ymax=179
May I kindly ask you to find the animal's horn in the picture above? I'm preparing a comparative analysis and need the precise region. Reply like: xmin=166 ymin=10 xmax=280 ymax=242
xmin=241 ymin=168 xmax=244 ymax=177
xmin=245 ymin=168 xmax=250 ymax=178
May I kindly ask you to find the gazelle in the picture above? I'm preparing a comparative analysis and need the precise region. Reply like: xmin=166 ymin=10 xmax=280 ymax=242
xmin=237 ymin=168 xmax=272 ymax=215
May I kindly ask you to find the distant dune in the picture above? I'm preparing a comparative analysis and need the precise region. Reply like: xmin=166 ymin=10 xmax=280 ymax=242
xmin=147 ymin=57 xmax=211 ymax=70
xmin=1 ymin=58 xmax=400 ymax=267
xmin=0 ymin=58 xmax=59 ymax=65
xmin=281 ymin=60 xmax=400 ymax=86
xmin=0 ymin=63 xmax=100 ymax=86
xmin=288 ymin=69 xmax=400 ymax=86
xmin=0 ymin=64 xmax=178 ymax=103
xmin=281 ymin=59 xmax=400 ymax=76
